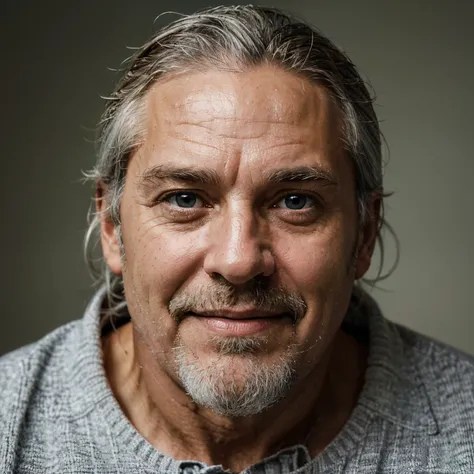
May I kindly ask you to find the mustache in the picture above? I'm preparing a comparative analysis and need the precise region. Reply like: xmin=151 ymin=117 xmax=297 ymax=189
xmin=168 ymin=281 xmax=307 ymax=324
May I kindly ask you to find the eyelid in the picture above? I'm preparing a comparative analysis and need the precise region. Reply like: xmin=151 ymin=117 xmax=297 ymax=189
xmin=153 ymin=189 xmax=322 ymax=208
xmin=276 ymin=196 xmax=314 ymax=209
xmin=156 ymin=190 xmax=209 ymax=208
xmin=271 ymin=191 xmax=322 ymax=208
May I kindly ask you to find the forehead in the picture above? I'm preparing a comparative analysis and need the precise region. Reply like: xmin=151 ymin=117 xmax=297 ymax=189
xmin=134 ymin=66 xmax=347 ymax=185
xmin=148 ymin=66 xmax=340 ymax=136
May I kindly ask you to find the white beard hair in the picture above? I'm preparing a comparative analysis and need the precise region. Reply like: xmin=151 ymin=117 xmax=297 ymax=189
xmin=173 ymin=336 xmax=297 ymax=417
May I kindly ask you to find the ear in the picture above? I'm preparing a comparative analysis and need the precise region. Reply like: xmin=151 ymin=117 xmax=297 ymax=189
xmin=96 ymin=182 xmax=123 ymax=276
xmin=354 ymin=194 xmax=381 ymax=280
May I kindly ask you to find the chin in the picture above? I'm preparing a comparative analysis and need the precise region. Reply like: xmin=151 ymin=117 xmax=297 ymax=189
xmin=173 ymin=340 xmax=299 ymax=417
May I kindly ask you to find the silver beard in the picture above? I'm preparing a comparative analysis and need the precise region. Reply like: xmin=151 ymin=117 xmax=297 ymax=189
xmin=173 ymin=335 xmax=297 ymax=417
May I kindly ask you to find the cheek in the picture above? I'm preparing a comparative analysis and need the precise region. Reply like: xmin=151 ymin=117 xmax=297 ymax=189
xmin=274 ymin=225 xmax=355 ymax=345
xmin=277 ymin=226 xmax=352 ymax=292
xmin=121 ymin=218 xmax=206 ymax=351
xmin=122 ymin=213 xmax=204 ymax=306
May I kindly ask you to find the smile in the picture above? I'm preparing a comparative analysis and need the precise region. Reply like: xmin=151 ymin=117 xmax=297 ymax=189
xmin=187 ymin=313 xmax=291 ymax=336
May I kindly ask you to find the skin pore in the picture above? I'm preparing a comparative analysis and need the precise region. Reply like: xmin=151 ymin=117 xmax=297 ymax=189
xmin=100 ymin=65 xmax=378 ymax=472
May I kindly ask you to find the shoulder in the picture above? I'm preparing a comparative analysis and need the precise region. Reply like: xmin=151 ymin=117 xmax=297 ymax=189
xmin=397 ymin=323 xmax=474 ymax=395
xmin=395 ymin=323 xmax=474 ymax=439
xmin=0 ymin=320 xmax=84 ymax=401
xmin=0 ymin=320 xmax=86 ymax=416
xmin=0 ymin=320 xmax=85 ymax=470
xmin=356 ymin=315 xmax=474 ymax=471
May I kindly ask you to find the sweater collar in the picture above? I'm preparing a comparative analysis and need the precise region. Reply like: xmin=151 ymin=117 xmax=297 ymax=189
xmin=67 ymin=285 xmax=438 ymax=472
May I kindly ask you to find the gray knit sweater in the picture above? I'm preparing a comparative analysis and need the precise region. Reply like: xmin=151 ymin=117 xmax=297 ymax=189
xmin=1 ymin=289 xmax=473 ymax=473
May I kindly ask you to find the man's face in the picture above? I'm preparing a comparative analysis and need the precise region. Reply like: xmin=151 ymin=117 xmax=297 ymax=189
xmin=102 ymin=66 xmax=374 ymax=416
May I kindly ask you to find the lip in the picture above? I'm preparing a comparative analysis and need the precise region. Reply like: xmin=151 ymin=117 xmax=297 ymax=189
xmin=191 ymin=308 xmax=285 ymax=320
xmin=189 ymin=313 xmax=290 ymax=336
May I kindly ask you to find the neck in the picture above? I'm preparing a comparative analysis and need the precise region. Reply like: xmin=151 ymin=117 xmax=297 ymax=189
xmin=103 ymin=322 xmax=367 ymax=472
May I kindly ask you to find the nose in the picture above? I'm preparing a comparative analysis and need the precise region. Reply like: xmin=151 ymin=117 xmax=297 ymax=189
xmin=203 ymin=207 xmax=275 ymax=285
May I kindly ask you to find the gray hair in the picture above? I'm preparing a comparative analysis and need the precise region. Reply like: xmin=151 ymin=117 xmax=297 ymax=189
xmin=173 ymin=337 xmax=297 ymax=417
xmin=83 ymin=5 xmax=398 ymax=317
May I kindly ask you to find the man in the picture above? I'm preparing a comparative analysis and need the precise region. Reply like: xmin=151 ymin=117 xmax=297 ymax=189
xmin=1 ymin=5 xmax=473 ymax=473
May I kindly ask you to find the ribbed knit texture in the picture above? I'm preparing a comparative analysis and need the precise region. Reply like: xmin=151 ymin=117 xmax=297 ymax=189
xmin=1 ymin=288 xmax=473 ymax=473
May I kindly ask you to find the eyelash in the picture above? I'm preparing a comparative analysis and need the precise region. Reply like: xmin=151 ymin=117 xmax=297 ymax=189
xmin=155 ymin=191 xmax=209 ymax=209
xmin=154 ymin=190 xmax=323 ymax=213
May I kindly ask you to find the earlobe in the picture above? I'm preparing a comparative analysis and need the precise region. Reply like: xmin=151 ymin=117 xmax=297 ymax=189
xmin=96 ymin=183 xmax=123 ymax=276
xmin=354 ymin=249 xmax=372 ymax=280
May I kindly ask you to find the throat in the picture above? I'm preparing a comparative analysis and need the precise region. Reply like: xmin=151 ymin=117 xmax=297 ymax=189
xmin=102 ymin=322 xmax=367 ymax=470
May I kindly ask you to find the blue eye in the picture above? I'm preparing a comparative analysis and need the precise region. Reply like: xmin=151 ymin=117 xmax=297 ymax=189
xmin=277 ymin=194 xmax=315 ymax=210
xmin=167 ymin=192 xmax=202 ymax=208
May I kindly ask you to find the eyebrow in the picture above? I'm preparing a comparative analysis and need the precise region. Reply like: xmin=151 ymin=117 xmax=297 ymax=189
xmin=137 ymin=164 xmax=337 ymax=193
xmin=263 ymin=166 xmax=337 ymax=186
xmin=138 ymin=164 xmax=221 ymax=192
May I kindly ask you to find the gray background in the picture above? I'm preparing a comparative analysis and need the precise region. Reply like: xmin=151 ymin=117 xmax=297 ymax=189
xmin=1 ymin=0 xmax=473 ymax=356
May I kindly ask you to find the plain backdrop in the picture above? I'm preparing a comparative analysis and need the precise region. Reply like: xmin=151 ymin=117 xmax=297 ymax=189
xmin=1 ymin=0 xmax=473 ymax=355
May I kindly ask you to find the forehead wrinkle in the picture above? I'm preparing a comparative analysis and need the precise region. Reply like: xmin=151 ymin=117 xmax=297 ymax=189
xmin=174 ymin=118 xmax=312 ymax=142
xmin=174 ymin=134 xmax=220 ymax=151
xmin=149 ymin=68 xmax=327 ymax=128
xmin=146 ymin=74 xmax=341 ymax=157
xmin=174 ymin=117 xmax=311 ymax=128
xmin=140 ymin=67 xmax=345 ymax=190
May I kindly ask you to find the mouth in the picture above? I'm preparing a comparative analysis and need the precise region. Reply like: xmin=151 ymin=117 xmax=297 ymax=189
xmin=186 ymin=311 xmax=292 ymax=336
